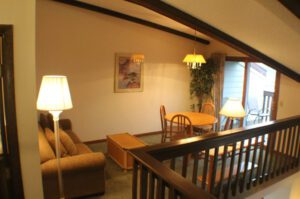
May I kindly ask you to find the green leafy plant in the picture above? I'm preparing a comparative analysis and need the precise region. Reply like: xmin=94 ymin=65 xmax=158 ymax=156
xmin=190 ymin=58 xmax=218 ymax=110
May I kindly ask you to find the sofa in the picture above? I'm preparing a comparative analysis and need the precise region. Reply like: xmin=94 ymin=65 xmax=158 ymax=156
xmin=38 ymin=113 xmax=105 ymax=199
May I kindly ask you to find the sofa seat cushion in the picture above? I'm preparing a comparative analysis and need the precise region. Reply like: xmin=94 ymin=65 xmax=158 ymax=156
xmin=75 ymin=143 xmax=92 ymax=154
xmin=45 ymin=128 xmax=68 ymax=157
xmin=59 ymin=129 xmax=78 ymax=156
xmin=38 ymin=126 xmax=55 ymax=163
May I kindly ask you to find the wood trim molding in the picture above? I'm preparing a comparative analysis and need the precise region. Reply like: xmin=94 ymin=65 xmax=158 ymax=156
xmin=53 ymin=0 xmax=210 ymax=45
xmin=0 ymin=25 xmax=24 ymax=198
xmin=126 ymin=0 xmax=300 ymax=82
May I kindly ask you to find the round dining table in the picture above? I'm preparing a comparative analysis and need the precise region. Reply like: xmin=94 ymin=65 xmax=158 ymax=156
xmin=164 ymin=112 xmax=217 ymax=126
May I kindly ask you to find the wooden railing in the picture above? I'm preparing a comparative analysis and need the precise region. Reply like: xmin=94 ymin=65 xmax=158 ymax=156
xmin=130 ymin=116 xmax=300 ymax=199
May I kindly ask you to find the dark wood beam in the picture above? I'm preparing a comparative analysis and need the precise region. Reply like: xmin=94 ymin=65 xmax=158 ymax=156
xmin=126 ymin=0 xmax=300 ymax=82
xmin=279 ymin=0 xmax=300 ymax=19
xmin=53 ymin=0 xmax=210 ymax=45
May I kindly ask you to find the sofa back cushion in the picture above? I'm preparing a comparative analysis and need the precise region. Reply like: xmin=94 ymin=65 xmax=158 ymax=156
xmin=45 ymin=128 xmax=68 ymax=157
xmin=59 ymin=129 xmax=78 ymax=156
xmin=38 ymin=126 xmax=55 ymax=163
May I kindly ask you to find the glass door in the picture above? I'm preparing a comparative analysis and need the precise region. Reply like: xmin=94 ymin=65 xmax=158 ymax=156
xmin=245 ymin=62 xmax=276 ymax=126
xmin=222 ymin=57 xmax=278 ymax=130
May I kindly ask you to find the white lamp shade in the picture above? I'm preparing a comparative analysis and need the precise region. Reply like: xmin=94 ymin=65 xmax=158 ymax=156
xmin=219 ymin=98 xmax=246 ymax=118
xmin=37 ymin=75 xmax=73 ymax=111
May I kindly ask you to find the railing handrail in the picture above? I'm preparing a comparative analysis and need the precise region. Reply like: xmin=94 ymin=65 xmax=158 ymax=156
xmin=144 ymin=115 xmax=300 ymax=160
xmin=130 ymin=115 xmax=300 ymax=199
xmin=130 ymin=149 xmax=216 ymax=199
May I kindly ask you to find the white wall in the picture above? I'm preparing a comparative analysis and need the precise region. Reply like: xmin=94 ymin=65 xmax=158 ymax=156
xmin=36 ymin=1 xmax=203 ymax=141
xmin=36 ymin=1 xmax=244 ymax=142
xmin=0 ymin=0 xmax=44 ymax=198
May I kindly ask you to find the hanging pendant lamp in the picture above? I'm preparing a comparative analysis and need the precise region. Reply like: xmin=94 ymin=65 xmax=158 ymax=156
xmin=183 ymin=30 xmax=206 ymax=69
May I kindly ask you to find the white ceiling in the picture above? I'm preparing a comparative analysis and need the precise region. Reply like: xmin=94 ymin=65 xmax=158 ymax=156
xmin=79 ymin=0 xmax=211 ymax=41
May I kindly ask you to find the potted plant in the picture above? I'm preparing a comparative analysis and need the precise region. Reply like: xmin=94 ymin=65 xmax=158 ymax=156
xmin=190 ymin=58 xmax=218 ymax=111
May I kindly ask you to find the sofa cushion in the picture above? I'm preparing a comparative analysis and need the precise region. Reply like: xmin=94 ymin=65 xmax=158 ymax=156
xmin=45 ymin=128 xmax=68 ymax=157
xmin=75 ymin=143 xmax=92 ymax=154
xmin=38 ymin=126 xmax=55 ymax=163
xmin=59 ymin=129 xmax=78 ymax=156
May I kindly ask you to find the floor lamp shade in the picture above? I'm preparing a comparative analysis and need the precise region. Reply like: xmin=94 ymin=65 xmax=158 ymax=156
xmin=220 ymin=98 xmax=246 ymax=130
xmin=37 ymin=75 xmax=73 ymax=111
xmin=219 ymin=98 xmax=246 ymax=118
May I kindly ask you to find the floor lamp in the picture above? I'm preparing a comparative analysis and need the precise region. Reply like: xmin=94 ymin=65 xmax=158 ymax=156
xmin=37 ymin=75 xmax=73 ymax=199
xmin=219 ymin=98 xmax=246 ymax=130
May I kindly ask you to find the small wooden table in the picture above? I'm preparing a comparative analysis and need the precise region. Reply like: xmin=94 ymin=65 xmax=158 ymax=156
xmin=165 ymin=112 xmax=217 ymax=126
xmin=107 ymin=133 xmax=146 ymax=171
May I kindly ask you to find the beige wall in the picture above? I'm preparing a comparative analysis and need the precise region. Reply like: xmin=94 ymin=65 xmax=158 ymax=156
xmin=36 ymin=1 xmax=244 ymax=142
xmin=277 ymin=75 xmax=300 ymax=119
xmin=0 ymin=0 xmax=44 ymax=198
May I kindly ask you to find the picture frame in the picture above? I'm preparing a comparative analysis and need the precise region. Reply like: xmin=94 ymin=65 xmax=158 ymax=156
xmin=114 ymin=53 xmax=144 ymax=93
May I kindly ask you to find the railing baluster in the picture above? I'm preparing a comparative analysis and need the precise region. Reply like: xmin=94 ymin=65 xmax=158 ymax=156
xmin=182 ymin=155 xmax=188 ymax=178
xmin=241 ymin=138 xmax=251 ymax=192
xmin=255 ymin=136 xmax=265 ymax=186
xmin=170 ymin=158 xmax=176 ymax=170
xmin=192 ymin=152 xmax=199 ymax=184
xmin=283 ymin=128 xmax=292 ymax=173
xmin=286 ymin=126 xmax=295 ymax=171
xmin=297 ymin=125 xmax=300 ymax=167
xmin=169 ymin=186 xmax=175 ymax=199
xmin=261 ymin=133 xmax=271 ymax=183
xmin=132 ymin=160 xmax=138 ymax=199
xmin=291 ymin=125 xmax=298 ymax=169
xmin=156 ymin=178 xmax=165 ymax=199
xmin=217 ymin=145 xmax=228 ymax=198
xmin=210 ymin=147 xmax=219 ymax=194
xmin=278 ymin=128 xmax=287 ymax=175
xmin=149 ymin=172 xmax=155 ymax=199
xmin=201 ymin=149 xmax=209 ymax=190
xmin=225 ymin=142 xmax=236 ymax=199
xmin=248 ymin=136 xmax=258 ymax=189
xmin=272 ymin=130 xmax=282 ymax=178
xmin=266 ymin=132 xmax=276 ymax=181
xmin=140 ymin=165 xmax=148 ymax=199
xmin=232 ymin=140 xmax=244 ymax=196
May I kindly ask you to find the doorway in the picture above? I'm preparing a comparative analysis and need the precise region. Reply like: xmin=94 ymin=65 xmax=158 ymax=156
xmin=0 ymin=25 xmax=24 ymax=199
xmin=221 ymin=57 xmax=280 ymax=129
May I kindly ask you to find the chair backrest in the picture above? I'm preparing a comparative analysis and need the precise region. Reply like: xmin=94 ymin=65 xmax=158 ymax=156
xmin=170 ymin=114 xmax=193 ymax=140
xmin=160 ymin=105 xmax=167 ymax=132
xmin=201 ymin=103 xmax=215 ymax=116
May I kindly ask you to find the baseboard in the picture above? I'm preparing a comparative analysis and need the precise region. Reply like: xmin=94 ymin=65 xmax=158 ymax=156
xmin=84 ymin=131 xmax=162 ymax=145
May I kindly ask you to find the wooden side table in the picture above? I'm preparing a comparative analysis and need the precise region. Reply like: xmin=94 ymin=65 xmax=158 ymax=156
xmin=107 ymin=133 xmax=146 ymax=171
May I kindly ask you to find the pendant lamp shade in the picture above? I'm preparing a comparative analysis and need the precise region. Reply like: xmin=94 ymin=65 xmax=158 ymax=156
xmin=37 ymin=75 xmax=73 ymax=111
xmin=183 ymin=53 xmax=206 ymax=69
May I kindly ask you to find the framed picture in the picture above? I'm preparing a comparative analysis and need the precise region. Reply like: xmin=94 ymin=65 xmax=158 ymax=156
xmin=114 ymin=53 xmax=144 ymax=93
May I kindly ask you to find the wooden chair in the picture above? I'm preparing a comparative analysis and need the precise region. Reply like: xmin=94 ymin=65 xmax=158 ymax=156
xmin=194 ymin=102 xmax=216 ymax=134
xmin=160 ymin=105 xmax=168 ymax=143
xmin=169 ymin=114 xmax=193 ymax=141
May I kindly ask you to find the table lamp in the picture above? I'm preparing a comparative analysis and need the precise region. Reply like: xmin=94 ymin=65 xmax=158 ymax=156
xmin=37 ymin=75 xmax=73 ymax=199
xmin=219 ymin=98 xmax=246 ymax=130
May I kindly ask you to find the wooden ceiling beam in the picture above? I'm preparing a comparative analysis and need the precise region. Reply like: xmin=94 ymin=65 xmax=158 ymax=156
xmin=126 ymin=0 xmax=300 ymax=82
xmin=53 ymin=0 xmax=210 ymax=45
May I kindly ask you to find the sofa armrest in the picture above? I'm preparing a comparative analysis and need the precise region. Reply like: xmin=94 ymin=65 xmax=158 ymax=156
xmin=41 ymin=152 xmax=105 ymax=177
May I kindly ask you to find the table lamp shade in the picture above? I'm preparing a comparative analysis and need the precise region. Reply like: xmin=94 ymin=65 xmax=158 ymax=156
xmin=37 ymin=75 xmax=73 ymax=111
xmin=219 ymin=98 xmax=246 ymax=118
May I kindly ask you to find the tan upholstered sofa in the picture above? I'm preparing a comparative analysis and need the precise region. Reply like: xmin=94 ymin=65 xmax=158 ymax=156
xmin=38 ymin=113 xmax=105 ymax=199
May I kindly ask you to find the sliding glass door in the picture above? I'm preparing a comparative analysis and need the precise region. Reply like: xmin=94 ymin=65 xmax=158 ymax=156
xmin=221 ymin=57 xmax=278 ymax=130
